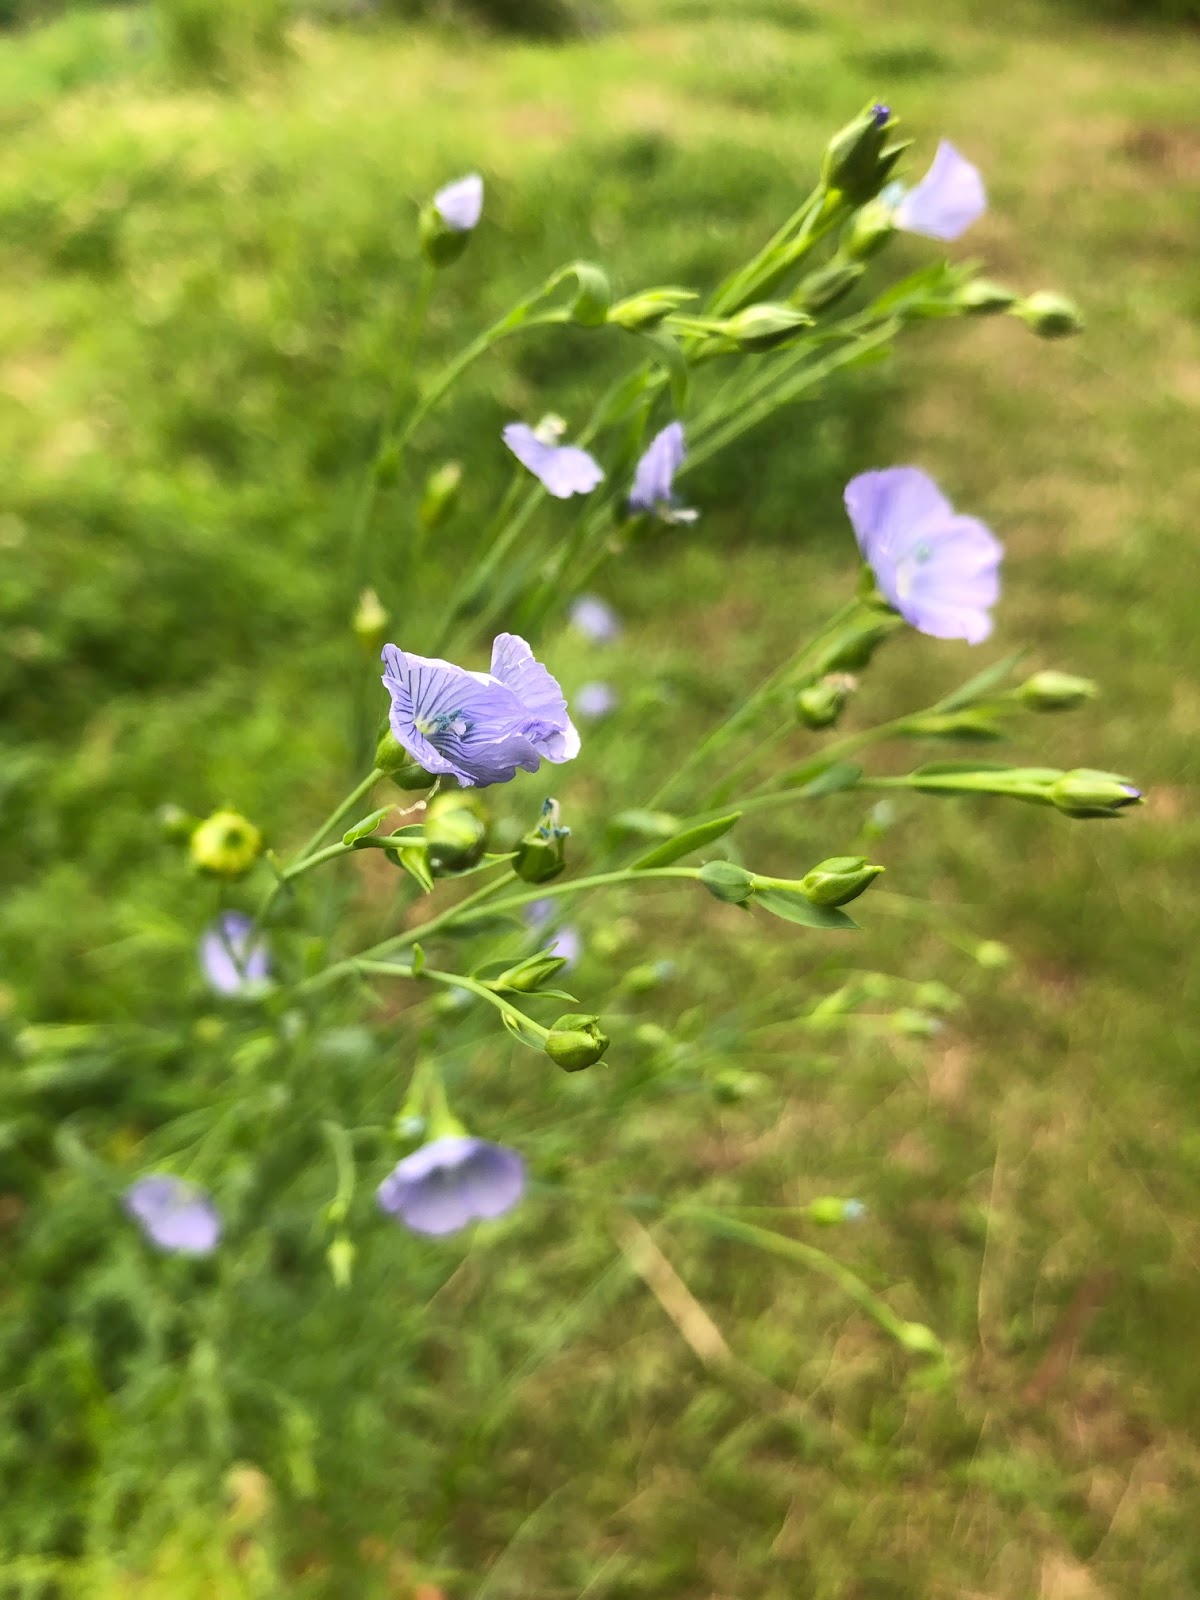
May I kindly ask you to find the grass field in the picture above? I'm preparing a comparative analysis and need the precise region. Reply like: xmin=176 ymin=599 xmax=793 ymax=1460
xmin=2 ymin=0 xmax=1200 ymax=1594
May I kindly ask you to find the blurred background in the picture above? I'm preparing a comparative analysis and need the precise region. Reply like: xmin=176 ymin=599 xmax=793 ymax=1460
xmin=1 ymin=0 xmax=1199 ymax=1594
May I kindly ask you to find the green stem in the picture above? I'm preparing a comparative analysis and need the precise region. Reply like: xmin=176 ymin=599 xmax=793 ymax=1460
xmin=292 ymin=769 xmax=384 ymax=865
xmin=355 ymin=959 xmax=552 ymax=1042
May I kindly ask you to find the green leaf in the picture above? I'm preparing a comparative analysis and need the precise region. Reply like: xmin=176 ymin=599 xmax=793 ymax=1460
xmin=410 ymin=942 xmax=425 ymax=977
xmin=608 ymin=808 xmax=681 ymax=842
xmin=565 ymin=260 xmax=611 ymax=327
xmin=935 ymin=649 xmax=1027 ymax=712
xmin=781 ymin=760 xmax=864 ymax=796
xmin=341 ymin=806 xmax=393 ymax=846
xmin=632 ymin=812 xmax=741 ymax=870
xmin=638 ymin=327 xmax=689 ymax=412
xmin=753 ymin=887 xmax=858 ymax=930
xmin=500 ymin=1009 xmax=548 ymax=1052
xmin=909 ymin=760 xmax=1018 ymax=777
xmin=391 ymin=844 xmax=434 ymax=894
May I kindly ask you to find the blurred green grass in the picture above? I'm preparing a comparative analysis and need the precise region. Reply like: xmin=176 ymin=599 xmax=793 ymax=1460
xmin=2 ymin=0 xmax=1200 ymax=1595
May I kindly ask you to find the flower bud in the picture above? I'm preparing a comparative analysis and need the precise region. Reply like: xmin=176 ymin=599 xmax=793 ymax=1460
xmin=419 ymin=461 xmax=463 ymax=530
xmin=608 ymin=287 xmax=697 ymax=330
xmin=899 ymin=709 xmax=1006 ymax=741
xmin=424 ymin=790 xmax=488 ymax=874
xmin=327 ymin=1234 xmax=356 ymax=1290
xmin=795 ymin=673 xmax=857 ymax=730
xmin=722 ymin=303 xmax=813 ymax=352
xmin=352 ymin=588 xmax=389 ymax=655
xmin=712 ymin=1066 xmax=769 ymax=1103
xmin=822 ymin=102 xmax=894 ymax=202
xmin=799 ymin=855 xmax=884 ymax=907
xmin=374 ymin=730 xmax=435 ymax=790
xmin=808 ymin=1196 xmax=867 ymax=1225
xmin=545 ymin=1013 xmax=610 ymax=1072
xmin=190 ymin=808 xmax=263 ymax=879
xmin=513 ymin=798 xmax=569 ymax=885
xmin=956 ymin=278 xmax=1018 ymax=315
xmin=621 ymin=960 xmax=675 ymax=995
xmin=1013 ymin=291 xmax=1084 ymax=339
xmin=1017 ymin=670 xmax=1097 ymax=712
xmin=795 ymin=260 xmax=867 ymax=312
xmin=1047 ymin=769 xmax=1141 ymax=819
xmin=973 ymin=940 xmax=1012 ymax=970
xmin=699 ymin=860 xmax=755 ymax=904
xmin=843 ymin=199 xmax=896 ymax=261
xmin=896 ymin=1320 xmax=943 ymax=1358
xmin=418 ymin=174 xmax=483 ymax=268
xmin=486 ymin=953 xmax=569 ymax=995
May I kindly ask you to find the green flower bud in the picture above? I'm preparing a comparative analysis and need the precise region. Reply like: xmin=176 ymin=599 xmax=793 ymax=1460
xmin=419 ymin=461 xmax=463 ymax=530
xmin=1013 ymin=291 xmax=1085 ymax=339
xmin=895 ymin=1320 xmax=943 ymax=1359
xmin=327 ymin=1235 xmax=355 ymax=1290
xmin=712 ymin=1066 xmax=769 ymax=1103
xmin=814 ymin=607 xmax=904 ymax=674
xmin=843 ymin=199 xmax=896 ymax=261
xmin=513 ymin=797 xmax=569 ymax=884
xmin=608 ymin=287 xmax=697 ymax=330
xmin=822 ymin=103 xmax=894 ymax=202
xmin=956 ymin=278 xmax=1018 ymax=315
xmin=621 ymin=960 xmax=675 ymax=996
xmin=808 ymin=1196 xmax=867 ymax=1225
xmin=699 ymin=860 xmax=755 ymax=904
xmin=352 ymin=587 xmax=389 ymax=655
xmin=899 ymin=709 xmax=1007 ymax=741
xmin=795 ymin=260 xmax=867 ymax=312
xmin=545 ymin=1012 xmax=610 ymax=1072
xmin=973 ymin=940 xmax=1012 ymax=970
xmin=418 ymin=203 xmax=471 ymax=268
xmin=722 ymin=302 xmax=813 ymax=352
xmin=795 ymin=673 xmax=857 ymax=730
xmin=1017 ymin=670 xmax=1098 ymax=712
xmin=190 ymin=809 xmax=263 ymax=879
xmin=485 ymin=953 xmax=568 ymax=995
xmin=424 ymin=790 xmax=488 ymax=874
xmin=1047 ymin=768 xmax=1142 ymax=819
xmin=374 ymin=730 xmax=435 ymax=790
xmin=799 ymin=855 xmax=884 ymax=907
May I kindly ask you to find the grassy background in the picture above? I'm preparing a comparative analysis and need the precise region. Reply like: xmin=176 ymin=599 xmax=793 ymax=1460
xmin=2 ymin=0 xmax=1199 ymax=1594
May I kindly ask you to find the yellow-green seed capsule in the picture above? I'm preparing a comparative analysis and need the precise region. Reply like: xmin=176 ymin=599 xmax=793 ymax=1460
xmin=190 ymin=809 xmax=263 ymax=879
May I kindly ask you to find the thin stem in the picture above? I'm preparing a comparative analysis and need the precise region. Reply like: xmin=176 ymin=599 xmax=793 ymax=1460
xmin=292 ymin=769 xmax=384 ymax=866
xmin=355 ymin=959 xmax=551 ymax=1041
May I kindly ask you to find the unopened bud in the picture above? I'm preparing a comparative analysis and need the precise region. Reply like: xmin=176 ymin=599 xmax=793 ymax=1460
xmin=712 ymin=1067 xmax=768 ymax=1103
xmin=808 ymin=1196 xmax=867 ymax=1225
xmin=699 ymin=860 xmax=755 ymax=904
xmin=722 ymin=303 xmax=813 ymax=352
xmin=1047 ymin=768 xmax=1141 ymax=819
xmin=974 ymin=940 xmax=1012 ymax=970
xmin=799 ymin=855 xmax=884 ymax=907
xmin=608 ymin=287 xmax=697 ymax=331
xmin=352 ymin=588 xmax=389 ymax=654
xmin=424 ymin=790 xmax=488 ymax=874
xmin=1013 ymin=291 xmax=1084 ymax=339
xmin=822 ymin=102 xmax=895 ymax=202
xmin=796 ymin=260 xmax=867 ymax=312
xmin=900 ymin=709 xmax=1006 ymax=740
xmin=418 ymin=174 xmax=483 ymax=268
xmin=486 ymin=953 xmax=568 ymax=995
xmin=419 ymin=461 xmax=463 ymax=530
xmin=795 ymin=673 xmax=857 ymax=730
xmin=545 ymin=1013 xmax=610 ymax=1072
xmin=190 ymin=809 xmax=263 ymax=879
xmin=844 ymin=199 xmax=896 ymax=261
xmin=956 ymin=278 xmax=1018 ymax=315
xmin=327 ymin=1235 xmax=356 ymax=1289
xmin=513 ymin=798 xmax=569 ymax=884
xmin=1017 ymin=670 xmax=1097 ymax=712
xmin=374 ymin=730 xmax=436 ymax=790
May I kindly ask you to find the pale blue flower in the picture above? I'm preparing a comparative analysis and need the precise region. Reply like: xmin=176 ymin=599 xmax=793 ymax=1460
xmin=200 ymin=912 xmax=269 ymax=998
xmin=844 ymin=467 xmax=1002 ymax=644
xmin=549 ymin=925 xmax=582 ymax=969
xmin=893 ymin=141 xmax=986 ymax=242
xmin=569 ymin=595 xmax=620 ymax=642
xmin=576 ymin=682 xmax=617 ymax=721
xmin=124 ymin=1175 xmax=221 ymax=1255
xmin=629 ymin=422 xmax=697 ymax=523
xmin=377 ymin=1136 xmax=525 ymax=1236
xmin=433 ymin=173 xmax=484 ymax=232
xmin=381 ymin=632 xmax=579 ymax=787
xmin=503 ymin=422 xmax=604 ymax=499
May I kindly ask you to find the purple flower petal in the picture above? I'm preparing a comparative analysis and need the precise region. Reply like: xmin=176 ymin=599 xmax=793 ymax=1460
xmin=490 ymin=633 xmax=580 ymax=762
xmin=576 ymin=682 xmax=616 ymax=721
xmin=844 ymin=467 xmax=1002 ymax=644
xmin=894 ymin=141 xmax=986 ymax=242
xmin=381 ymin=637 xmax=578 ymax=788
xmin=629 ymin=422 xmax=690 ymax=516
xmin=569 ymin=595 xmax=621 ymax=643
xmin=549 ymin=925 xmax=582 ymax=969
xmin=124 ymin=1175 xmax=221 ymax=1255
xmin=376 ymin=1136 xmax=525 ymax=1237
xmin=433 ymin=173 xmax=484 ymax=232
xmin=200 ymin=912 xmax=269 ymax=998
xmin=503 ymin=423 xmax=604 ymax=499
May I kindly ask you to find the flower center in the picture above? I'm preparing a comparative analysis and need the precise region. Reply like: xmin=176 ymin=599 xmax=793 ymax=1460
xmin=417 ymin=709 xmax=470 ymax=741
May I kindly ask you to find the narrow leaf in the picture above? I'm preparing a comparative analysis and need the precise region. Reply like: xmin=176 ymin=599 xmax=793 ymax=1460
xmin=342 ymin=806 xmax=393 ymax=846
xmin=753 ymin=887 xmax=858 ymax=930
xmin=935 ymin=649 xmax=1027 ymax=712
xmin=632 ymin=812 xmax=741 ymax=870
xmin=393 ymin=844 xmax=434 ymax=894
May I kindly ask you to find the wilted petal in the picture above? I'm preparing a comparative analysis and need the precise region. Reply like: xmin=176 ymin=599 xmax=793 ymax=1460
xmin=894 ymin=141 xmax=986 ymax=242
xmin=434 ymin=173 xmax=484 ymax=232
xmin=503 ymin=423 xmax=604 ymax=499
